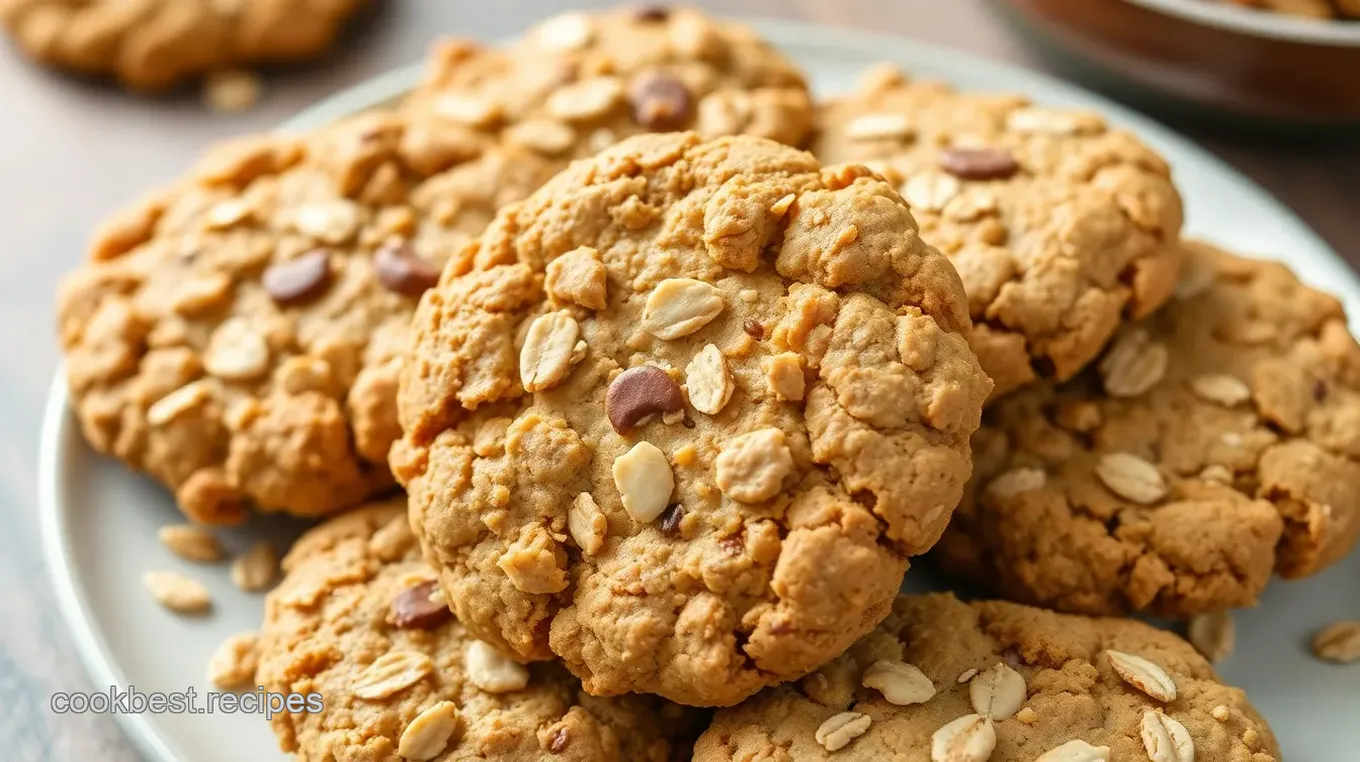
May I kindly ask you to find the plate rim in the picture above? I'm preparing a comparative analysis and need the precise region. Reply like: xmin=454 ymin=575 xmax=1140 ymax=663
xmin=37 ymin=17 xmax=1360 ymax=762
xmin=1123 ymin=0 xmax=1360 ymax=46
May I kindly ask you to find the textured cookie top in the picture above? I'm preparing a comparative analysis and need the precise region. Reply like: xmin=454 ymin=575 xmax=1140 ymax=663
xmin=0 ymin=0 xmax=364 ymax=90
xmin=936 ymin=242 xmax=1360 ymax=617
xmin=404 ymin=6 xmax=812 ymax=165
xmin=393 ymin=132 xmax=991 ymax=706
xmin=813 ymin=67 xmax=1185 ymax=401
xmin=257 ymin=501 xmax=698 ymax=762
xmin=57 ymin=110 xmax=557 ymax=524
xmin=695 ymin=592 xmax=1279 ymax=761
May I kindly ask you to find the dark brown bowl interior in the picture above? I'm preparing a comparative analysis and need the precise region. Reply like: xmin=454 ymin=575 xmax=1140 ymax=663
xmin=998 ymin=0 xmax=1360 ymax=127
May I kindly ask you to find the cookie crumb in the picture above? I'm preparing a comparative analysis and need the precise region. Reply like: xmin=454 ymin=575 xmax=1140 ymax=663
xmin=1015 ymin=706 xmax=1038 ymax=725
xmin=208 ymin=632 xmax=260 ymax=690
xmin=204 ymin=70 xmax=262 ymax=113
xmin=1187 ymin=611 xmax=1234 ymax=663
xmin=1211 ymin=705 xmax=1231 ymax=722
xmin=143 ymin=570 xmax=212 ymax=614
xmin=1312 ymin=621 xmax=1360 ymax=663
xmin=230 ymin=542 xmax=278 ymax=592
xmin=157 ymin=524 xmax=224 ymax=563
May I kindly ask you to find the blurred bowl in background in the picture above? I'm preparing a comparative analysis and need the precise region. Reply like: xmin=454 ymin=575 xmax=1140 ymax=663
xmin=993 ymin=0 xmax=1360 ymax=132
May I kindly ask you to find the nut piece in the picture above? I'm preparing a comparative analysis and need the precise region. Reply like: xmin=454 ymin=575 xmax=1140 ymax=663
xmin=497 ymin=525 xmax=568 ymax=594
xmin=466 ymin=640 xmax=530 ymax=693
xmin=432 ymin=93 xmax=502 ymax=127
xmin=398 ymin=701 xmax=461 ymax=761
xmin=293 ymin=202 xmax=360 ymax=245
xmin=986 ymin=468 xmax=1046 ymax=499
xmin=1099 ymin=330 xmax=1168 ymax=398
xmin=1187 ymin=611 xmax=1235 ymax=663
xmin=203 ymin=70 xmax=261 ymax=112
xmin=612 ymin=441 xmax=675 ymax=523
xmin=568 ymin=493 xmax=608 ymax=555
xmin=765 ymin=352 xmax=806 ymax=401
xmin=1190 ymin=374 xmax=1251 ymax=407
xmin=814 ymin=712 xmax=872 ymax=752
xmin=1140 ymin=710 xmax=1194 ymax=762
xmin=262 ymin=249 xmax=332 ymax=305
xmin=230 ymin=542 xmax=278 ymax=592
xmin=903 ymin=171 xmax=961 ymax=213
xmin=504 ymin=120 xmax=576 ymax=155
xmin=845 ymin=113 xmax=914 ymax=141
xmin=1095 ymin=453 xmax=1167 ymax=504
xmin=546 ymin=246 xmax=608 ymax=310
xmin=389 ymin=580 xmax=452 ymax=630
xmin=628 ymin=71 xmax=693 ymax=132
xmin=715 ymin=428 xmax=793 ymax=503
xmin=968 ymin=662 xmax=1026 ymax=720
xmin=157 ymin=524 xmax=224 ymax=562
xmin=353 ymin=650 xmax=434 ymax=700
xmin=939 ymin=147 xmax=1020 ymax=181
xmin=1035 ymin=740 xmax=1112 ymax=762
xmin=862 ymin=659 xmax=936 ymax=706
xmin=642 ymin=278 xmax=725 ymax=340
xmin=931 ymin=713 xmax=996 ymax=762
xmin=520 ymin=313 xmax=583 ymax=392
xmin=147 ymin=382 xmax=215 ymax=427
xmin=204 ymin=318 xmax=270 ymax=381
xmin=207 ymin=632 xmax=260 ymax=689
xmin=1006 ymin=107 xmax=1090 ymax=136
xmin=546 ymin=76 xmax=625 ymax=121
xmin=1312 ymin=621 xmax=1360 ymax=663
xmin=143 ymin=570 xmax=212 ymax=614
xmin=686 ymin=344 xmax=734 ymax=415
xmin=536 ymin=11 xmax=593 ymax=50
xmin=374 ymin=243 xmax=441 ymax=297
xmin=606 ymin=366 xmax=685 ymax=433
xmin=1106 ymin=650 xmax=1177 ymax=702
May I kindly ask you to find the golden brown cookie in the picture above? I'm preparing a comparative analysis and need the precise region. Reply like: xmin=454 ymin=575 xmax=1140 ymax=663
xmin=57 ymin=109 xmax=558 ymax=524
xmin=935 ymin=242 xmax=1360 ymax=617
xmin=0 ymin=0 xmax=366 ymax=91
xmin=257 ymin=500 xmax=700 ymax=761
xmin=392 ymin=132 xmax=992 ymax=706
xmin=694 ymin=593 xmax=1279 ymax=761
xmin=813 ymin=67 xmax=1185 ymax=401
xmin=403 ymin=6 xmax=812 ymax=165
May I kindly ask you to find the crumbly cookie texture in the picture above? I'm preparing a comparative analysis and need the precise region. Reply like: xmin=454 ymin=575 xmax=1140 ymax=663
xmin=694 ymin=592 xmax=1280 ymax=761
xmin=0 ymin=0 xmax=365 ymax=91
xmin=257 ymin=501 xmax=699 ymax=762
xmin=813 ymin=67 xmax=1185 ymax=401
xmin=57 ymin=110 xmax=558 ymax=524
xmin=393 ymin=132 xmax=992 ymax=706
xmin=936 ymin=242 xmax=1360 ymax=617
xmin=404 ymin=6 xmax=812 ymax=165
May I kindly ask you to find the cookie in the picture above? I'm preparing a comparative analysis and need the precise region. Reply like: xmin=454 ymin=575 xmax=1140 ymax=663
xmin=392 ymin=131 xmax=993 ymax=706
xmin=256 ymin=500 xmax=700 ymax=761
xmin=935 ymin=242 xmax=1360 ymax=617
xmin=813 ymin=67 xmax=1185 ymax=400
xmin=694 ymin=592 xmax=1280 ymax=761
xmin=403 ymin=6 xmax=812 ymax=165
xmin=56 ymin=109 xmax=558 ymax=524
xmin=0 ymin=0 xmax=365 ymax=91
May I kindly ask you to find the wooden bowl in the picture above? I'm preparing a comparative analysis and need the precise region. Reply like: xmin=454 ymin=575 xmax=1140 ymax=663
xmin=995 ymin=0 xmax=1360 ymax=129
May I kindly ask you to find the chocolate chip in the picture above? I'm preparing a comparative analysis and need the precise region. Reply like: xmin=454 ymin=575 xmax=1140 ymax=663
xmin=606 ymin=366 xmax=685 ymax=434
xmin=939 ymin=147 xmax=1020 ymax=181
xmin=262 ymin=249 xmax=332 ymax=306
xmin=633 ymin=5 xmax=670 ymax=21
xmin=659 ymin=503 xmax=685 ymax=535
xmin=373 ymin=242 xmax=441 ymax=297
xmin=743 ymin=319 xmax=765 ymax=339
xmin=548 ymin=727 xmax=570 ymax=753
xmin=389 ymin=580 xmax=451 ymax=630
xmin=1314 ymin=379 xmax=1328 ymax=401
xmin=628 ymin=72 xmax=692 ymax=132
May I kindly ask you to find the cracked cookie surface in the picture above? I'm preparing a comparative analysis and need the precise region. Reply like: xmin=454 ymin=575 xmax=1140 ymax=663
xmin=695 ymin=592 xmax=1278 ymax=761
xmin=393 ymin=132 xmax=991 ymax=706
xmin=813 ymin=67 xmax=1185 ymax=401
xmin=57 ymin=109 xmax=558 ymax=524
xmin=404 ymin=6 xmax=812 ymax=166
xmin=0 ymin=0 xmax=365 ymax=90
xmin=936 ymin=242 xmax=1360 ymax=617
xmin=257 ymin=500 xmax=699 ymax=762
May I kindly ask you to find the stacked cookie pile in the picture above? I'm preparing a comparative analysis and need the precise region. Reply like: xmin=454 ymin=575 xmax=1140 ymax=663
xmin=55 ymin=6 xmax=1359 ymax=761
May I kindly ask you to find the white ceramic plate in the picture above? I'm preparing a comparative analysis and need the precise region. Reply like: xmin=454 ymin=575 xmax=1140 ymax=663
xmin=39 ymin=19 xmax=1360 ymax=762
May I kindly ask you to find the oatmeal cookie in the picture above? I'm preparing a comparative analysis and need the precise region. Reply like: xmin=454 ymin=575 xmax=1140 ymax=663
xmin=257 ymin=500 xmax=699 ymax=761
xmin=814 ymin=67 xmax=1185 ymax=400
xmin=392 ymin=132 xmax=992 ymax=706
xmin=403 ymin=6 xmax=812 ymax=166
xmin=57 ymin=109 xmax=558 ymax=524
xmin=0 ymin=0 xmax=366 ymax=91
xmin=694 ymin=592 xmax=1279 ymax=761
xmin=936 ymin=242 xmax=1360 ymax=617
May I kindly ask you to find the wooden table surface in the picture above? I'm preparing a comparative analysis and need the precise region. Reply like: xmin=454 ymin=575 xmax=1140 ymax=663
xmin=1 ymin=1 xmax=1356 ymax=759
